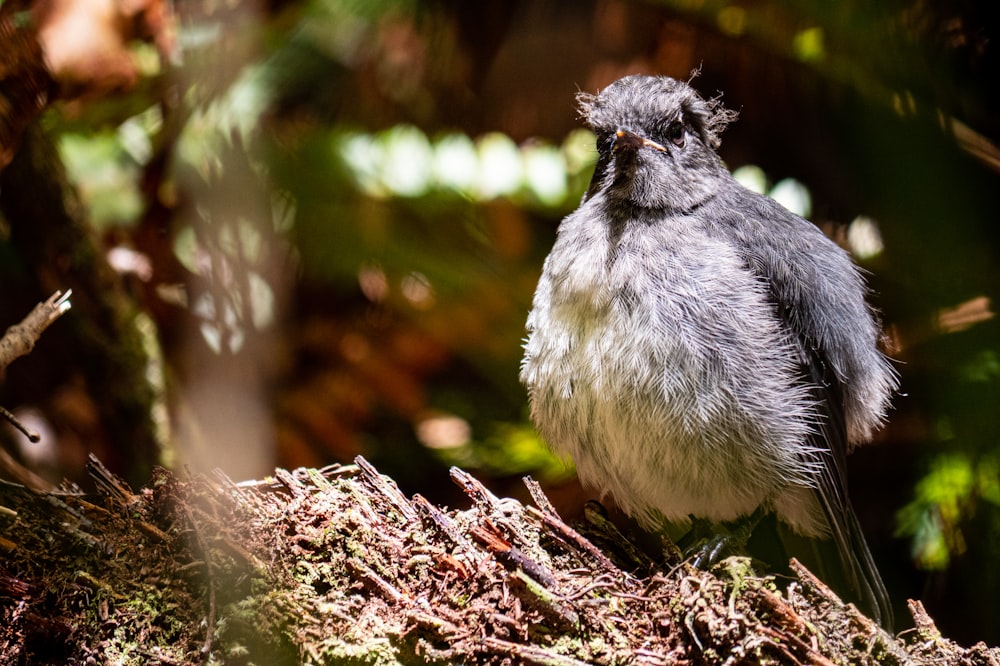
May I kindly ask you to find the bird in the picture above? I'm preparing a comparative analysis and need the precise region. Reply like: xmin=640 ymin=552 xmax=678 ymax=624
xmin=519 ymin=74 xmax=898 ymax=627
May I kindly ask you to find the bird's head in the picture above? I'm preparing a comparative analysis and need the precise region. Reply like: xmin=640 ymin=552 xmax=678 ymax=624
xmin=579 ymin=75 xmax=737 ymax=213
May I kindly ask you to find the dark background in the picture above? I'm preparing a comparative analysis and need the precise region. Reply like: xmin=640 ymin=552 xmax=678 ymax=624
xmin=1 ymin=0 xmax=998 ymax=647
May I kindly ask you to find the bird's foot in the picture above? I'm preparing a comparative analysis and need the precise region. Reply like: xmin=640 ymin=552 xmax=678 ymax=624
xmin=677 ymin=508 xmax=766 ymax=569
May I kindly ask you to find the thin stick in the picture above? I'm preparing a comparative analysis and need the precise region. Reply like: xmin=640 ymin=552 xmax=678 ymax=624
xmin=0 ymin=405 xmax=39 ymax=442
xmin=0 ymin=290 xmax=73 ymax=372
xmin=0 ymin=290 xmax=72 ymax=443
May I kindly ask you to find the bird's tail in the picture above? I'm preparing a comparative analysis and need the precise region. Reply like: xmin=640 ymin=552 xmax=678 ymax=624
xmin=798 ymin=472 xmax=893 ymax=630
xmin=832 ymin=501 xmax=893 ymax=629
xmin=777 ymin=506 xmax=893 ymax=629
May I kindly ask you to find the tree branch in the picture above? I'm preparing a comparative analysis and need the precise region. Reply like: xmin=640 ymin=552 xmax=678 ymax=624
xmin=0 ymin=290 xmax=72 ymax=373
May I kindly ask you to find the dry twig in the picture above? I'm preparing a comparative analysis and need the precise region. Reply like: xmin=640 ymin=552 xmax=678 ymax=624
xmin=1 ymin=455 xmax=998 ymax=664
xmin=0 ymin=290 xmax=72 ymax=443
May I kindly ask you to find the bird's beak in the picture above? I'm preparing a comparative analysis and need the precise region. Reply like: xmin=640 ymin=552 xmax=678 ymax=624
xmin=614 ymin=129 xmax=667 ymax=153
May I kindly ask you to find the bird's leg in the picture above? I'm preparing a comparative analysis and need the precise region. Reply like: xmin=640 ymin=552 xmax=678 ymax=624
xmin=679 ymin=506 xmax=768 ymax=569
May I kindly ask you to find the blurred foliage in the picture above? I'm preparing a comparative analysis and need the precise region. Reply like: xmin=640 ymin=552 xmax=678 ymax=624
xmin=1 ymin=0 xmax=998 ymax=646
xmin=59 ymin=132 xmax=144 ymax=227
xmin=897 ymin=452 xmax=1000 ymax=570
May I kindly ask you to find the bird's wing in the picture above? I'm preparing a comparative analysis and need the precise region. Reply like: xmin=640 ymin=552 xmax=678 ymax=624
xmin=712 ymin=185 xmax=893 ymax=626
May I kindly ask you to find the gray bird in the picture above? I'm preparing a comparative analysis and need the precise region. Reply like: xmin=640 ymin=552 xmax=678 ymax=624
xmin=520 ymin=74 xmax=898 ymax=626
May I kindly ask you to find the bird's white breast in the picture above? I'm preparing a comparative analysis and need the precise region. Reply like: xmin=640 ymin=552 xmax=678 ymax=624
xmin=521 ymin=206 xmax=825 ymax=533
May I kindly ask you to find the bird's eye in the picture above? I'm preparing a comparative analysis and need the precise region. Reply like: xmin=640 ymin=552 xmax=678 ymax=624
xmin=666 ymin=121 xmax=685 ymax=147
